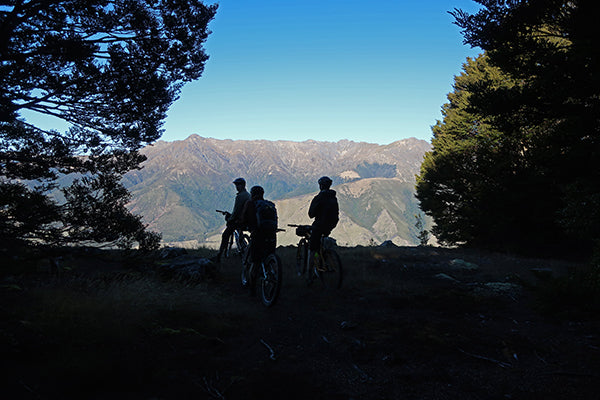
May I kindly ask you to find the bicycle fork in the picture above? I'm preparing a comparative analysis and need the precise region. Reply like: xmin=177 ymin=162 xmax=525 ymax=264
xmin=260 ymin=261 xmax=274 ymax=283
xmin=247 ymin=261 xmax=267 ymax=284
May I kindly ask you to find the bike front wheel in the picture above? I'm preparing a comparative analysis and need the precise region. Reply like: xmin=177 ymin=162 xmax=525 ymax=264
xmin=260 ymin=254 xmax=282 ymax=307
xmin=317 ymin=249 xmax=343 ymax=289
xmin=240 ymin=242 xmax=251 ymax=288
xmin=296 ymin=238 xmax=308 ymax=277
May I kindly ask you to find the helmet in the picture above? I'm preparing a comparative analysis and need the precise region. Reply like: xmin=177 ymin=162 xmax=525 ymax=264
xmin=318 ymin=176 xmax=333 ymax=189
xmin=232 ymin=177 xmax=246 ymax=186
xmin=250 ymin=185 xmax=264 ymax=197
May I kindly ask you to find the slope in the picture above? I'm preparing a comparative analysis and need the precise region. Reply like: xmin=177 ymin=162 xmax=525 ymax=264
xmin=123 ymin=135 xmax=431 ymax=245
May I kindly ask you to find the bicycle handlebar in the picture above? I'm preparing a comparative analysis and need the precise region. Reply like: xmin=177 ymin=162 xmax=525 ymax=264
xmin=287 ymin=223 xmax=310 ymax=228
xmin=216 ymin=209 xmax=231 ymax=216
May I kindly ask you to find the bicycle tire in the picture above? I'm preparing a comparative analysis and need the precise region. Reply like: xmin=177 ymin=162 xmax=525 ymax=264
xmin=296 ymin=238 xmax=308 ymax=277
xmin=223 ymin=230 xmax=233 ymax=258
xmin=240 ymin=241 xmax=251 ymax=288
xmin=260 ymin=254 xmax=282 ymax=307
xmin=237 ymin=232 xmax=249 ymax=256
xmin=318 ymin=249 xmax=343 ymax=289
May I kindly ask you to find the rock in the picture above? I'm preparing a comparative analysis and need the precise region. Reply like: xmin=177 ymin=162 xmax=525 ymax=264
xmin=449 ymin=258 xmax=479 ymax=271
xmin=379 ymin=240 xmax=398 ymax=248
xmin=434 ymin=273 xmax=460 ymax=282
xmin=323 ymin=236 xmax=338 ymax=250
xmin=159 ymin=257 xmax=214 ymax=282
xmin=473 ymin=282 xmax=522 ymax=298
xmin=340 ymin=321 xmax=358 ymax=330
xmin=159 ymin=247 xmax=188 ymax=259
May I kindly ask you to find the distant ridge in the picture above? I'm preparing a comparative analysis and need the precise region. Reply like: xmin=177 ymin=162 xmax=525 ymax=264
xmin=123 ymin=135 xmax=431 ymax=246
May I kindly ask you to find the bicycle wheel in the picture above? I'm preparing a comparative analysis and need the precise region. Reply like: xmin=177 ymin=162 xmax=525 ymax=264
xmin=318 ymin=249 xmax=343 ymax=289
xmin=240 ymin=241 xmax=251 ymax=288
xmin=237 ymin=232 xmax=249 ymax=256
xmin=260 ymin=254 xmax=282 ymax=307
xmin=296 ymin=238 xmax=308 ymax=277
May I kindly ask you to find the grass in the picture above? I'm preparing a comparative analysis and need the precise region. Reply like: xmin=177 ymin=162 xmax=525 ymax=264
xmin=2 ymin=244 xmax=598 ymax=399
xmin=1 ymin=253 xmax=254 ymax=397
xmin=535 ymin=263 xmax=600 ymax=318
xmin=35 ymin=276 xmax=245 ymax=337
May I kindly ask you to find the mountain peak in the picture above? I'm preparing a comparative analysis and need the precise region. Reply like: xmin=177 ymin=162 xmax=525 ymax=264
xmin=126 ymin=136 xmax=431 ymax=245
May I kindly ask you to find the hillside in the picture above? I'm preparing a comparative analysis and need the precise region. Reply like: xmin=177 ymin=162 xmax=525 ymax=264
xmin=123 ymin=135 xmax=431 ymax=246
xmin=266 ymin=178 xmax=421 ymax=247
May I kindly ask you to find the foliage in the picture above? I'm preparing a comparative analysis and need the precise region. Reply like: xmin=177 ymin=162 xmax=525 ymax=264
xmin=414 ymin=213 xmax=430 ymax=246
xmin=418 ymin=1 xmax=599 ymax=254
xmin=535 ymin=263 xmax=600 ymax=317
xmin=417 ymin=55 xmax=530 ymax=249
xmin=62 ymin=173 xmax=162 ymax=249
xmin=0 ymin=0 xmax=217 ymax=250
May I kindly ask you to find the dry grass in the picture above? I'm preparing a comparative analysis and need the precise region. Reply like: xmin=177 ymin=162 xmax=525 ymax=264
xmin=1 ymin=253 xmax=256 ymax=398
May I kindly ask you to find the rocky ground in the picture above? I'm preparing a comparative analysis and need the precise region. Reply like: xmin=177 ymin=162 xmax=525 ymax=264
xmin=1 ymin=245 xmax=599 ymax=399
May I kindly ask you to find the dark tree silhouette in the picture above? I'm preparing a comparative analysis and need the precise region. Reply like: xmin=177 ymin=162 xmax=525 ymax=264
xmin=0 ymin=0 xmax=217 ymax=249
xmin=418 ymin=1 xmax=599 ymax=254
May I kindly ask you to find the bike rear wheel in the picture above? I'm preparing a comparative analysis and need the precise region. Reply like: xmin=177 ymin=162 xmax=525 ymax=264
xmin=260 ymin=254 xmax=282 ymax=307
xmin=317 ymin=249 xmax=343 ymax=289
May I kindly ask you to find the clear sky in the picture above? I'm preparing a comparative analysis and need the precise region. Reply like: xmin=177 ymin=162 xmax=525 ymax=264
xmin=162 ymin=0 xmax=483 ymax=145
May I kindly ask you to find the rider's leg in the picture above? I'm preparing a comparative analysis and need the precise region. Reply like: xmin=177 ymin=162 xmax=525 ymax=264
xmin=247 ymin=231 xmax=265 ymax=295
xmin=309 ymin=227 xmax=322 ymax=272
xmin=265 ymin=231 xmax=276 ymax=256
xmin=250 ymin=231 xmax=262 ymax=265
xmin=215 ymin=225 xmax=235 ymax=262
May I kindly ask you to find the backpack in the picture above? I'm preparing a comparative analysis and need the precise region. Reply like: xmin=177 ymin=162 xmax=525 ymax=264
xmin=254 ymin=199 xmax=278 ymax=231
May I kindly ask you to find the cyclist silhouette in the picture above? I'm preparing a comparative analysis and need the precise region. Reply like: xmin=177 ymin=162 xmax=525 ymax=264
xmin=241 ymin=185 xmax=277 ymax=267
xmin=308 ymin=176 xmax=339 ymax=270
xmin=213 ymin=177 xmax=250 ymax=263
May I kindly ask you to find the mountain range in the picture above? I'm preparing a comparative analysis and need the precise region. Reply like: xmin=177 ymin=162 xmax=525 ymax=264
xmin=122 ymin=135 xmax=432 ymax=247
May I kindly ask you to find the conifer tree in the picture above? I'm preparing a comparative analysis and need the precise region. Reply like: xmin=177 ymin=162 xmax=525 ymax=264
xmin=418 ymin=0 xmax=599 ymax=254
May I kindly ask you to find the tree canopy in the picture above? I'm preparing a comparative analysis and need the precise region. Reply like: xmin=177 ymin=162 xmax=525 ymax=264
xmin=0 ymin=0 xmax=217 ymax=249
xmin=417 ymin=0 xmax=599 ymax=254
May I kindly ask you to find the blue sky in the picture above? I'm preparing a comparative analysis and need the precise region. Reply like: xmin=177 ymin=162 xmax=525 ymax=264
xmin=162 ymin=0 xmax=483 ymax=145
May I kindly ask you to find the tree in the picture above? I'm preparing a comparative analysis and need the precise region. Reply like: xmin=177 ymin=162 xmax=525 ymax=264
xmin=414 ymin=213 xmax=430 ymax=246
xmin=417 ymin=54 xmax=535 ymax=249
xmin=418 ymin=0 xmax=599 ymax=254
xmin=455 ymin=0 xmax=600 ymax=253
xmin=1 ymin=0 xmax=217 ymax=249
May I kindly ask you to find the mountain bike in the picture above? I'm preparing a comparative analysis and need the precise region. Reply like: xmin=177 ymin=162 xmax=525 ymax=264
xmin=240 ymin=229 xmax=285 ymax=307
xmin=215 ymin=210 xmax=249 ymax=258
xmin=287 ymin=224 xmax=343 ymax=289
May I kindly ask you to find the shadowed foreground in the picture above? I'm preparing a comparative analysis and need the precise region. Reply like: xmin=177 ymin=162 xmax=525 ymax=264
xmin=1 ymin=246 xmax=598 ymax=399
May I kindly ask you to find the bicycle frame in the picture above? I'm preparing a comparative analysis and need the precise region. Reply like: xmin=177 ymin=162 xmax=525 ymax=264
xmin=288 ymin=223 xmax=342 ymax=288
xmin=216 ymin=209 xmax=249 ymax=259
xmin=226 ymin=228 xmax=248 ymax=258
xmin=240 ymin=229 xmax=285 ymax=307
xmin=298 ymin=236 xmax=328 ymax=274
